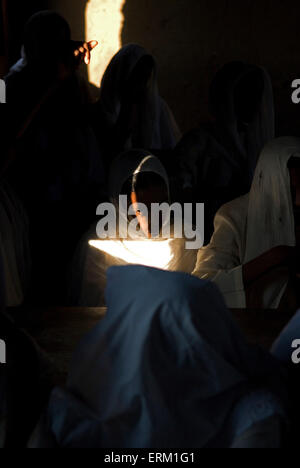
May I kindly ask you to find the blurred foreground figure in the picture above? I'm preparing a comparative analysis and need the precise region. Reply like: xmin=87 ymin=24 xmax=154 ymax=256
xmin=69 ymin=150 xmax=197 ymax=306
xmin=32 ymin=266 xmax=287 ymax=448
xmin=193 ymin=137 xmax=300 ymax=310
xmin=175 ymin=61 xmax=274 ymax=242
xmin=93 ymin=44 xmax=181 ymax=167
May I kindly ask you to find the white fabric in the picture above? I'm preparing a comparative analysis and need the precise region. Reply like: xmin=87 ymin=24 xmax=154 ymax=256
xmin=70 ymin=151 xmax=197 ymax=306
xmin=98 ymin=44 xmax=181 ymax=150
xmin=216 ymin=66 xmax=275 ymax=179
xmin=109 ymin=150 xmax=170 ymax=208
xmin=43 ymin=266 xmax=287 ymax=448
xmin=0 ymin=183 xmax=31 ymax=307
xmin=6 ymin=47 xmax=27 ymax=77
xmin=193 ymin=137 xmax=300 ymax=309
xmin=178 ymin=64 xmax=274 ymax=191
xmin=245 ymin=137 xmax=299 ymax=262
xmin=74 ymin=237 xmax=197 ymax=307
xmin=230 ymin=416 xmax=283 ymax=448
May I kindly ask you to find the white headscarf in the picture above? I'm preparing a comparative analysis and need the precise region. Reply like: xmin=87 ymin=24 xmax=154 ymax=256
xmin=211 ymin=62 xmax=275 ymax=181
xmin=109 ymin=149 xmax=170 ymax=207
xmin=106 ymin=149 xmax=170 ymax=242
xmin=244 ymin=136 xmax=300 ymax=263
xmin=98 ymin=44 xmax=181 ymax=150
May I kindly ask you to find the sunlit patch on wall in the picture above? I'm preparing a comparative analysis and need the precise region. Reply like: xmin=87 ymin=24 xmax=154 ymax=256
xmin=85 ymin=0 xmax=126 ymax=88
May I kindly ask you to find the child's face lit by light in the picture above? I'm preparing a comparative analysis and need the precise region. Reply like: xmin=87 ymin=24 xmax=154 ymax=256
xmin=131 ymin=186 xmax=169 ymax=238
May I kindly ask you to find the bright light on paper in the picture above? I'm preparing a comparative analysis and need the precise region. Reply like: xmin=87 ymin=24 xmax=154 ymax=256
xmin=89 ymin=239 xmax=174 ymax=270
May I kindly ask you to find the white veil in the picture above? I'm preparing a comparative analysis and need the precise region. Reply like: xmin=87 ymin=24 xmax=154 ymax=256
xmin=211 ymin=63 xmax=275 ymax=180
xmin=245 ymin=136 xmax=300 ymax=263
xmin=98 ymin=44 xmax=181 ymax=150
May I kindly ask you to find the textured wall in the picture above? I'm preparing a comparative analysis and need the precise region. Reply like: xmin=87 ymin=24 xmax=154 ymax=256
xmin=48 ymin=0 xmax=125 ymax=91
xmin=47 ymin=0 xmax=300 ymax=135
xmin=85 ymin=0 xmax=125 ymax=88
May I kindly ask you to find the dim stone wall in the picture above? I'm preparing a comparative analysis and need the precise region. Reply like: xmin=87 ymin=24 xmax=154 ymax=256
xmin=48 ymin=0 xmax=300 ymax=136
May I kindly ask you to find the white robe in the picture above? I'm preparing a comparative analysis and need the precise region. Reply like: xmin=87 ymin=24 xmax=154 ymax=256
xmin=98 ymin=44 xmax=181 ymax=151
xmin=36 ymin=266 xmax=287 ymax=448
xmin=193 ymin=137 xmax=300 ymax=309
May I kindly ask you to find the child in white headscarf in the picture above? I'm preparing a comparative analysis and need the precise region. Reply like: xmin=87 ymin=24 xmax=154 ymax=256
xmin=94 ymin=44 xmax=181 ymax=163
xmin=193 ymin=137 xmax=300 ymax=310
xmin=69 ymin=150 xmax=198 ymax=306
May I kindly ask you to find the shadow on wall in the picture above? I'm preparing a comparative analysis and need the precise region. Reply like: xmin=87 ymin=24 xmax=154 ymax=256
xmin=121 ymin=0 xmax=300 ymax=136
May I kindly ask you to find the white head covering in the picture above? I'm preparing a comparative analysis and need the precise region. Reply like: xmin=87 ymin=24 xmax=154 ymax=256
xmin=98 ymin=44 xmax=180 ymax=150
xmin=107 ymin=149 xmax=170 ymax=241
xmin=211 ymin=62 xmax=275 ymax=181
xmin=244 ymin=136 xmax=300 ymax=263
xmin=68 ymin=150 xmax=198 ymax=307
xmin=108 ymin=149 xmax=170 ymax=207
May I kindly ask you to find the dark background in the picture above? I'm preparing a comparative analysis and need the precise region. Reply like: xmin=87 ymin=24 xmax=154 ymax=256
xmin=1 ymin=0 xmax=300 ymax=136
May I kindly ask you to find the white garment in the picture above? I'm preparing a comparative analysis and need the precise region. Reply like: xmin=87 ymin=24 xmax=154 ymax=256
xmin=214 ymin=64 xmax=275 ymax=180
xmin=0 ymin=183 xmax=31 ymax=306
xmin=98 ymin=44 xmax=181 ymax=150
xmin=75 ymin=237 xmax=197 ymax=307
xmin=5 ymin=47 xmax=27 ymax=78
xmin=70 ymin=151 xmax=197 ymax=306
xmin=39 ymin=266 xmax=287 ymax=448
xmin=109 ymin=150 xmax=170 ymax=207
xmin=193 ymin=137 xmax=300 ymax=309
xmin=178 ymin=63 xmax=274 ymax=191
